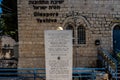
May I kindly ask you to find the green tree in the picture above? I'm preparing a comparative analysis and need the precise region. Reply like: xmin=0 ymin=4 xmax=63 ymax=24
xmin=0 ymin=18 xmax=5 ymax=36
xmin=0 ymin=0 xmax=18 ymax=41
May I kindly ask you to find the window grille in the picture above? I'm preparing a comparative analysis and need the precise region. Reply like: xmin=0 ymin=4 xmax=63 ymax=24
xmin=66 ymin=24 xmax=86 ymax=45
xmin=77 ymin=26 xmax=86 ymax=44
xmin=66 ymin=25 xmax=75 ymax=44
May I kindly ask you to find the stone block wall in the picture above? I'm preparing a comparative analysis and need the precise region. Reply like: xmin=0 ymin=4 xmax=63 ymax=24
xmin=18 ymin=0 xmax=120 ymax=68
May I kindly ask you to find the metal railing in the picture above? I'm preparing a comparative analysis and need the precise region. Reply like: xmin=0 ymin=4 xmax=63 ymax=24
xmin=73 ymin=68 xmax=105 ymax=80
xmin=98 ymin=48 xmax=118 ymax=80
xmin=0 ymin=68 xmax=105 ymax=80
xmin=0 ymin=68 xmax=45 ymax=80
xmin=114 ymin=49 xmax=120 ymax=53
xmin=112 ymin=48 xmax=120 ymax=61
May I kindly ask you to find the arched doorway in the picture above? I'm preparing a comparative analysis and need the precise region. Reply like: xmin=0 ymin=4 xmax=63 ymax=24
xmin=113 ymin=25 xmax=120 ymax=53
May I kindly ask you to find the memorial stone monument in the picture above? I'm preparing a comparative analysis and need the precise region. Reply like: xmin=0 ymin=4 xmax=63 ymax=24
xmin=45 ymin=30 xmax=72 ymax=80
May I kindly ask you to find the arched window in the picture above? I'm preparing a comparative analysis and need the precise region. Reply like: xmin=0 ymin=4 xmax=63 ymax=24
xmin=77 ymin=26 xmax=86 ymax=44
xmin=65 ymin=23 xmax=86 ymax=45
xmin=66 ymin=24 xmax=75 ymax=44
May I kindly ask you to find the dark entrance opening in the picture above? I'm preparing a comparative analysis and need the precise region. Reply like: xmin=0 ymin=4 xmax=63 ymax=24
xmin=113 ymin=25 xmax=120 ymax=57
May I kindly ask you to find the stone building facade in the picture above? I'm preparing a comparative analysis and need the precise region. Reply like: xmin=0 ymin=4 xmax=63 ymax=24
xmin=18 ymin=0 xmax=120 ymax=68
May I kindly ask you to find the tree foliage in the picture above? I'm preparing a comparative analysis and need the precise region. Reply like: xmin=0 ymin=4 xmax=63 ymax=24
xmin=0 ymin=0 xmax=18 ymax=41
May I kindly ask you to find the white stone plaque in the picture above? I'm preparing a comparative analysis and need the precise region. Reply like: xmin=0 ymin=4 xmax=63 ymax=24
xmin=45 ymin=30 xmax=73 ymax=80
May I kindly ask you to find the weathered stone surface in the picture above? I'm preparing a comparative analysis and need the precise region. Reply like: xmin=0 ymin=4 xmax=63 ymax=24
xmin=18 ymin=0 xmax=120 ymax=68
